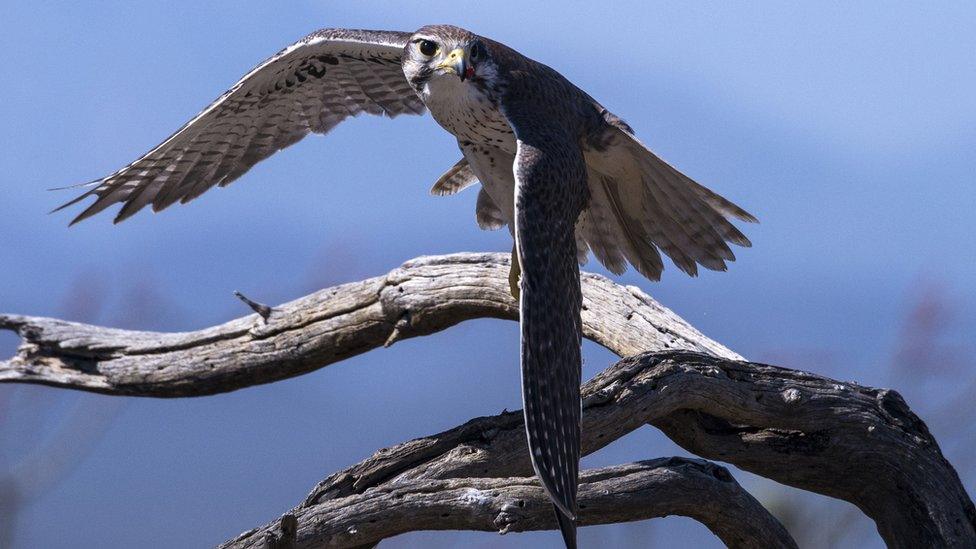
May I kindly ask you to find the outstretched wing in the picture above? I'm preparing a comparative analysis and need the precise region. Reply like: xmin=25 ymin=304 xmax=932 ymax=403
xmin=504 ymin=103 xmax=587 ymax=548
xmin=582 ymin=120 xmax=756 ymax=280
xmin=56 ymin=28 xmax=424 ymax=225
xmin=429 ymin=157 xmax=477 ymax=196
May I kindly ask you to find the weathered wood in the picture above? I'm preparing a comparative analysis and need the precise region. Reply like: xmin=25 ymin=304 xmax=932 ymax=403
xmin=292 ymin=350 xmax=974 ymax=548
xmin=0 ymin=253 xmax=737 ymax=396
xmin=3 ymin=253 xmax=973 ymax=547
xmin=221 ymin=458 xmax=798 ymax=549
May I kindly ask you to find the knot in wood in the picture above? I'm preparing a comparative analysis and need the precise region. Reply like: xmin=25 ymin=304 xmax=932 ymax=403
xmin=493 ymin=501 xmax=525 ymax=534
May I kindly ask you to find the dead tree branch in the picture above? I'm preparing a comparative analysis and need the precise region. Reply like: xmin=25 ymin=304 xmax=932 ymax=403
xmin=2 ymin=253 xmax=972 ymax=547
xmin=273 ymin=350 xmax=971 ymax=548
xmin=0 ymin=253 xmax=737 ymax=396
xmin=221 ymin=458 xmax=797 ymax=549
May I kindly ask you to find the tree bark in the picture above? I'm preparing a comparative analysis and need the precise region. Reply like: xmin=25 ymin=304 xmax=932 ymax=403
xmin=2 ymin=253 xmax=973 ymax=547
xmin=222 ymin=459 xmax=797 ymax=549
xmin=288 ymin=350 xmax=974 ymax=548
xmin=0 ymin=253 xmax=736 ymax=396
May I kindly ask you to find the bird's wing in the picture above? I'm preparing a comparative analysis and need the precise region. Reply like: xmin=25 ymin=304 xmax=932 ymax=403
xmin=428 ymin=154 xmax=509 ymax=231
xmin=475 ymin=188 xmax=506 ymax=230
xmin=430 ymin=157 xmax=478 ymax=196
xmin=503 ymin=104 xmax=587 ymax=549
xmin=582 ymin=122 xmax=756 ymax=279
xmin=55 ymin=29 xmax=425 ymax=224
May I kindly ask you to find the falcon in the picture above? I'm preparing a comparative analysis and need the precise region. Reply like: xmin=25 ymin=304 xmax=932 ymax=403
xmin=55 ymin=25 xmax=755 ymax=547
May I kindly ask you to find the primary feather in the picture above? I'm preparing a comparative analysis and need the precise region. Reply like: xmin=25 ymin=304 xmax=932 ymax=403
xmin=54 ymin=29 xmax=424 ymax=225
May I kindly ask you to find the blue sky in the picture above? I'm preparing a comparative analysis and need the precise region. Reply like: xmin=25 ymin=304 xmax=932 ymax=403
xmin=1 ymin=2 xmax=974 ymax=547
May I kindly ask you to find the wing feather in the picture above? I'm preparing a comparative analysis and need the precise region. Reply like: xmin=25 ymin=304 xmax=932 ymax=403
xmin=475 ymin=187 xmax=506 ymax=230
xmin=56 ymin=29 xmax=423 ymax=224
xmin=597 ymin=173 xmax=665 ymax=280
xmin=430 ymin=157 xmax=478 ymax=196
xmin=583 ymin=124 xmax=756 ymax=279
xmin=576 ymin=188 xmax=628 ymax=275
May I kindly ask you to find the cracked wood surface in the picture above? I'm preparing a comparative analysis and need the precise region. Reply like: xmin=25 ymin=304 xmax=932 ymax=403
xmin=0 ymin=253 xmax=737 ymax=396
xmin=275 ymin=350 xmax=972 ymax=548
xmin=3 ymin=252 xmax=973 ymax=547
xmin=221 ymin=458 xmax=797 ymax=549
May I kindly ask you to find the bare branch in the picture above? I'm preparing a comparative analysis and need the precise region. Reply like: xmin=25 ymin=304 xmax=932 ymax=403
xmin=296 ymin=351 xmax=975 ymax=548
xmin=3 ymin=253 xmax=973 ymax=546
xmin=221 ymin=458 xmax=797 ymax=549
xmin=0 ymin=253 xmax=737 ymax=397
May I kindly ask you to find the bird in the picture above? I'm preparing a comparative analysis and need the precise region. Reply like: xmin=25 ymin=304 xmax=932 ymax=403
xmin=54 ymin=25 xmax=756 ymax=547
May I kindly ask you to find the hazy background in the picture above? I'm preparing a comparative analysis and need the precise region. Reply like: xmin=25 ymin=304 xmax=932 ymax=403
xmin=1 ymin=1 xmax=974 ymax=547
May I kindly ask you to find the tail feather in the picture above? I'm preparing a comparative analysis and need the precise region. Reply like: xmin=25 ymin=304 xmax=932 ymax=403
xmin=510 ymin=131 xmax=586 ymax=549
xmin=555 ymin=506 xmax=578 ymax=549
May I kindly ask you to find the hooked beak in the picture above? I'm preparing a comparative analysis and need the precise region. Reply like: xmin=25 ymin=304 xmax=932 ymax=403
xmin=437 ymin=48 xmax=470 ymax=81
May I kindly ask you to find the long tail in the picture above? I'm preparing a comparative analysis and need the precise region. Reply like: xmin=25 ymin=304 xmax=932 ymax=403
xmin=555 ymin=509 xmax=578 ymax=549
xmin=515 ymin=168 xmax=584 ymax=548
xmin=517 ymin=222 xmax=583 ymax=548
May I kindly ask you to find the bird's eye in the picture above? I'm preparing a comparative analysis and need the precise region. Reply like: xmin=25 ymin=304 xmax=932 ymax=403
xmin=418 ymin=40 xmax=438 ymax=57
xmin=470 ymin=42 xmax=486 ymax=61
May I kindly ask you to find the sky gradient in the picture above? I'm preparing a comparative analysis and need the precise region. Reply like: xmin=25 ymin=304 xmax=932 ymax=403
xmin=1 ymin=2 xmax=974 ymax=547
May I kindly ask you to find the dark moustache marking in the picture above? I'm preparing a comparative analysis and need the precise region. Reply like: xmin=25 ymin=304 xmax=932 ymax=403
xmin=409 ymin=66 xmax=434 ymax=92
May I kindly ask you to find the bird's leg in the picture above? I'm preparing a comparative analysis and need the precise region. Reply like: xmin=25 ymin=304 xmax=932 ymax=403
xmin=509 ymin=242 xmax=521 ymax=301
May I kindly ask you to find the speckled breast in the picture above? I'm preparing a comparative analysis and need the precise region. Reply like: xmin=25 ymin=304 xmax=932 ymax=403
xmin=422 ymin=75 xmax=516 ymax=154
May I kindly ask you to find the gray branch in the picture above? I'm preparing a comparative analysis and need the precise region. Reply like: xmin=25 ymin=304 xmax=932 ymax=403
xmin=0 ymin=253 xmax=737 ymax=396
xmin=2 ymin=253 xmax=973 ymax=547
xmin=222 ymin=458 xmax=796 ymax=549
xmin=280 ymin=350 xmax=972 ymax=548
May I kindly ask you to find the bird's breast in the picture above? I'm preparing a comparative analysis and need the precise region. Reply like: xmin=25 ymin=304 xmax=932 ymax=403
xmin=422 ymin=76 xmax=516 ymax=153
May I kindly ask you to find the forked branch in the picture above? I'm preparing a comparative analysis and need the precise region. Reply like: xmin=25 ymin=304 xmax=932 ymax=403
xmin=0 ymin=253 xmax=736 ymax=396
xmin=2 ymin=253 xmax=972 ymax=547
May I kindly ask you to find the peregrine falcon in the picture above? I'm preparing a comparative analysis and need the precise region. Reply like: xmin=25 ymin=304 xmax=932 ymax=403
xmin=55 ymin=25 xmax=755 ymax=547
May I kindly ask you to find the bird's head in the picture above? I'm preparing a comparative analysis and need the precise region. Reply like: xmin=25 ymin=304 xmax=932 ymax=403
xmin=402 ymin=25 xmax=497 ymax=94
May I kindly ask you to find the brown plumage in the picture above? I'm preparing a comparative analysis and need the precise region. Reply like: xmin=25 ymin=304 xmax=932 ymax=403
xmin=55 ymin=25 xmax=756 ymax=548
